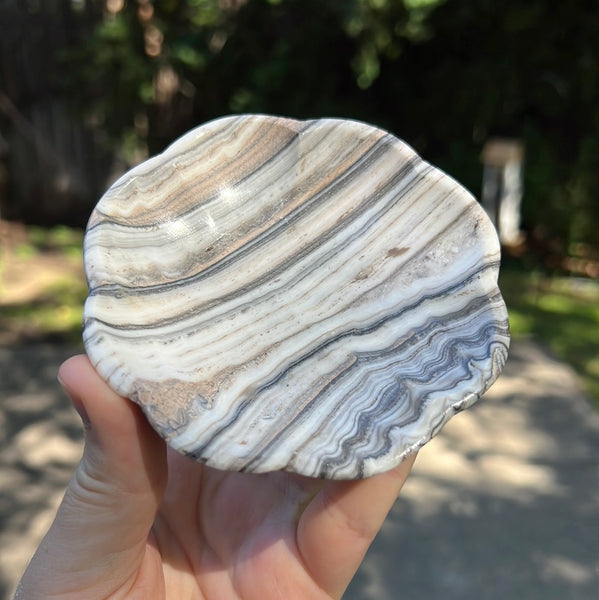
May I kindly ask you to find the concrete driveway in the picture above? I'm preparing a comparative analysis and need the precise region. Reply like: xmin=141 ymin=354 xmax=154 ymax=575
xmin=1 ymin=339 xmax=598 ymax=600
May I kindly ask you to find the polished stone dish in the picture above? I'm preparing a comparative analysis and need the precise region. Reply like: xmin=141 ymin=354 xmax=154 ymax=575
xmin=83 ymin=115 xmax=510 ymax=479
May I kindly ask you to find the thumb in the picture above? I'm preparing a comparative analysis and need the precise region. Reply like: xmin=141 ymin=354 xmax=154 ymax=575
xmin=18 ymin=355 xmax=167 ymax=599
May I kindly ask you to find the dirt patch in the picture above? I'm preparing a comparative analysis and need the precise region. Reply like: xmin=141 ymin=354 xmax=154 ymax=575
xmin=1 ymin=220 xmax=84 ymax=304
xmin=0 ymin=220 xmax=86 ymax=344
xmin=0 ymin=250 xmax=84 ymax=306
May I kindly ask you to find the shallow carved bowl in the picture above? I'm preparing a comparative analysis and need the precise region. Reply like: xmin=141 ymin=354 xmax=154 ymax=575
xmin=82 ymin=115 xmax=510 ymax=479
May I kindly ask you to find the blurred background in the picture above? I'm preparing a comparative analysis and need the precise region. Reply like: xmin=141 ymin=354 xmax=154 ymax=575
xmin=1 ymin=0 xmax=598 ymax=390
xmin=0 ymin=1 xmax=598 ymax=599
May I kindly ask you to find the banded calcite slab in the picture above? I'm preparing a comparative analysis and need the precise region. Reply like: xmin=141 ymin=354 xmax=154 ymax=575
xmin=83 ymin=115 xmax=510 ymax=479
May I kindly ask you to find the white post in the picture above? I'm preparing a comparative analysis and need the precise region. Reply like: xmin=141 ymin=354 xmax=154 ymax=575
xmin=480 ymin=138 xmax=525 ymax=245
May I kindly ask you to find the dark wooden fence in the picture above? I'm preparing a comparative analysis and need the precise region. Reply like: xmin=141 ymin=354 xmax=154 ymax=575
xmin=0 ymin=0 xmax=117 ymax=226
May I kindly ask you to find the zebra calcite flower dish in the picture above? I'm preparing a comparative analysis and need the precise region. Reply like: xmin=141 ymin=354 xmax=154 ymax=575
xmin=83 ymin=115 xmax=510 ymax=479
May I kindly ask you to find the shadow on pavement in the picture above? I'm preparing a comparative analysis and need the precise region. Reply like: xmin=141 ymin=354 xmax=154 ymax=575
xmin=345 ymin=340 xmax=599 ymax=600
xmin=1 ymin=340 xmax=598 ymax=599
xmin=0 ymin=345 xmax=83 ymax=600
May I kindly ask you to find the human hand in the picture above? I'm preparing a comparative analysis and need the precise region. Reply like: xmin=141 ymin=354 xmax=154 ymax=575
xmin=15 ymin=355 xmax=415 ymax=600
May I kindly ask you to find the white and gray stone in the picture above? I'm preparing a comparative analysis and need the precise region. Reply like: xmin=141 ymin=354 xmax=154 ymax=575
xmin=82 ymin=115 xmax=509 ymax=479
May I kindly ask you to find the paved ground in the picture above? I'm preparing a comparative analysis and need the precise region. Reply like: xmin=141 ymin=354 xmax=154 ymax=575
xmin=1 ymin=339 xmax=598 ymax=600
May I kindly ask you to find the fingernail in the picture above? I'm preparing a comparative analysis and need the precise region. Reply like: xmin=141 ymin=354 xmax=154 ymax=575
xmin=58 ymin=375 xmax=92 ymax=432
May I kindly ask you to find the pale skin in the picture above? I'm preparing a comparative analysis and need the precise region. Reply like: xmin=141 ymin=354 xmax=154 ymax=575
xmin=15 ymin=355 xmax=416 ymax=600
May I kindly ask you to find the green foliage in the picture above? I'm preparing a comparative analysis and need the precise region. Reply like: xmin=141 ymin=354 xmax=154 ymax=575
xmin=49 ymin=0 xmax=599 ymax=252
xmin=569 ymin=135 xmax=599 ymax=249
xmin=27 ymin=225 xmax=84 ymax=253
xmin=3 ymin=226 xmax=83 ymax=261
